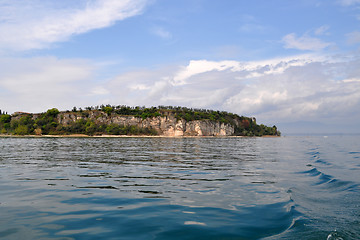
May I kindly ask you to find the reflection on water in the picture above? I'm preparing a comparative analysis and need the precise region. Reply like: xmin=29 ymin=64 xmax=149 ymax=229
xmin=0 ymin=136 xmax=359 ymax=239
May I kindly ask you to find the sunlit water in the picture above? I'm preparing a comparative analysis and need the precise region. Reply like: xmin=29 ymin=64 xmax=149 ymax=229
xmin=0 ymin=136 xmax=359 ymax=239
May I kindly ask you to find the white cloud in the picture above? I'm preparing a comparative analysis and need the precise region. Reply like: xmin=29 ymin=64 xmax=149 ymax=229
xmin=346 ymin=31 xmax=360 ymax=44
xmin=239 ymin=23 xmax=266 ymax=33
xmin=238 ymin=14 xmax=268 ymax=34
xmin=0 ymin=0 xmax=148 ymax=51
xmin=151 ymin=26 xmax=172 ymax=39
xmin=343 ymin=78 xmax=360 ymax=83
xmin=314 ymin=25 xmax=330 ymax=36
xmin=1 ymin=54 xmax=359 ymax=133
xmin=240 ymin=14 xmax=256 ymax=22
xmin=0 ymin=57 xmax=98 ymax=113
xmin=338 ymin=0 xmax=360 ymax=5
xmin=90 ymin=86 xmax=110 ymax=96
xmin=171 ymin=54 xmax=324 ymax=85
xmin=282 ymin=33 xmax=333 ymax=51
xmin=172 ymin=60 xmax=242 ymax=85
xmin=214 ymin=45 xmax=242 ymax=59
xmin=103 ymin=54 xmax=360 ymax=130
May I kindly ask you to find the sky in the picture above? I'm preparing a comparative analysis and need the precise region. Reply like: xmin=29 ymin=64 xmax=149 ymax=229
xmin=0 ymin=0 xmax=360 ymax=134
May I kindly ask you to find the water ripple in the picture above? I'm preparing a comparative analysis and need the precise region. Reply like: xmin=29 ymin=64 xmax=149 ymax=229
xmin=1 ymin=136 xmax=359 ymax=239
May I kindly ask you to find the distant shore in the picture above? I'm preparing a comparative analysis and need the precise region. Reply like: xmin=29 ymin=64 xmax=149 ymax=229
xmin=0 ymin=134 xmax=280 ymax=138
xmin=0 ymin=106 xmax=280 ymax=137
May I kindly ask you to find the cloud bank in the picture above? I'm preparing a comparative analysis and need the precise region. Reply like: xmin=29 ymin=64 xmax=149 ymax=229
xmin=1 ymin=54 xmax=359 ymax=133
xmin=0 ymin=57 xmax=97 ymax=113
xmin=99 ymin=54 xmax=360 ymax=127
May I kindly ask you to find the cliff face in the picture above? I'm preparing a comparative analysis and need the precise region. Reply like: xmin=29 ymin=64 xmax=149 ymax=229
xmin=3 ymin=107 xmax=279 ymax=136
xmin=57 ymin=111 xmax=235 ymax=136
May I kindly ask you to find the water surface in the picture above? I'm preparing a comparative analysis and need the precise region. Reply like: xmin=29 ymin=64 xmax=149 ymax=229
xmin=0 ymin=136 xmax=359 ymax=239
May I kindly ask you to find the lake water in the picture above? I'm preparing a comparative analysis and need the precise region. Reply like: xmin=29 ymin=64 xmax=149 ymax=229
xmin=0 ymin=136 xmax=359 ymax=240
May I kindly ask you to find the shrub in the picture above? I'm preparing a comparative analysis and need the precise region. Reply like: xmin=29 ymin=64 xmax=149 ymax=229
xmin=34 ymin=128 xmax=42 ymax=135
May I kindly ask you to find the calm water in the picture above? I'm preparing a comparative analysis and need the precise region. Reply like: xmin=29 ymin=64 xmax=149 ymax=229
xmin=0 ymin=136 xmax=359 ymax=240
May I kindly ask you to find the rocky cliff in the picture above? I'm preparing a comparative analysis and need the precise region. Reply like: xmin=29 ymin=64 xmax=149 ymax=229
xmin=56 ymin=111 xmax=235 ymax=136
xmin=3 ymin=107 xmax=279 ymax=136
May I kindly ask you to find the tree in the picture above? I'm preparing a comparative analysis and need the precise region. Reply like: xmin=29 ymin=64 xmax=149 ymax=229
xmin=103 ymin=106 xmax=113 ymax=116
xmin=85 ymin=121 xmax=97 ymax=135
xmin=46 ymin=108 xmax=60 ymax=117
xmin=0 ymin=114 xmax=11 ymax=123
xmin=14 ymin=125 xmax=29 ymax=135
xmin=241 ymin=119 xmax=250 ymax=129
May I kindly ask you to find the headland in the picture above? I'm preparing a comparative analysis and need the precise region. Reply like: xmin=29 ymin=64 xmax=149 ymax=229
xmin=0 ymin=105 xmax=280 ymax=137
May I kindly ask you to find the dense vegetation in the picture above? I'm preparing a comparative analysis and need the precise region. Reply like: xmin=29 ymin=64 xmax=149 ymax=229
xmin=0 ymin=106 xmax=280 ymax=136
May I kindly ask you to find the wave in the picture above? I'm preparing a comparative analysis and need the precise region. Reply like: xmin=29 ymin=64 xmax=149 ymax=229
xmin=298 ymin=167 xmax=359 ymax=192
xmin=36 ymin=197 xmax=298 ymax=240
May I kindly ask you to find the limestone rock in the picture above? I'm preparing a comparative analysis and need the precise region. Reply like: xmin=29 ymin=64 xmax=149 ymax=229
xmin=55 ymin=111 xmax=235 ymax=136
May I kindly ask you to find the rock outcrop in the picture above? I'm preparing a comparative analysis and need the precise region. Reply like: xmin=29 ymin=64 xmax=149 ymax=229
xmin=56 ymin=111 xmax=235 ymax=136
xmin=4 ymin=107 xmax=279 ymax=136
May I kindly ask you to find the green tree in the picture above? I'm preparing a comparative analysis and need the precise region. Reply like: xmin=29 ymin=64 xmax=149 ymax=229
xmin=103 ymin=106 xmax=113 ymax=116
xmin=14 ymin=125 xmax=29 ymax=135
xmin=3 ymin=123 xmax=10 ymax=130
xmin=0 ymin=114 xmax=11 ymax=123
xmin=106 ymin=124 xmax=121 ymax=135
xmin=46 ymin=108 xmax=60 ymax=117
xmin=85 ymin=121 xmax=97 ymax=135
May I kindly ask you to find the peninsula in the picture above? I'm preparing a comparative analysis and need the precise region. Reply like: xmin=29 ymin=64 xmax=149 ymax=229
xmin=0 ymin=105 xmax=280 ymax=137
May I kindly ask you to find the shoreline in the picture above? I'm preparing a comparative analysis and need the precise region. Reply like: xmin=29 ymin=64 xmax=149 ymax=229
xmin=0 ymin=134 xmax=279 ymax=138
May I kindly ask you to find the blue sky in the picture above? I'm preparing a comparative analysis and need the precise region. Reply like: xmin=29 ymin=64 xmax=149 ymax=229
xmin=0 ymin=0 xmax=360 ymax=134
